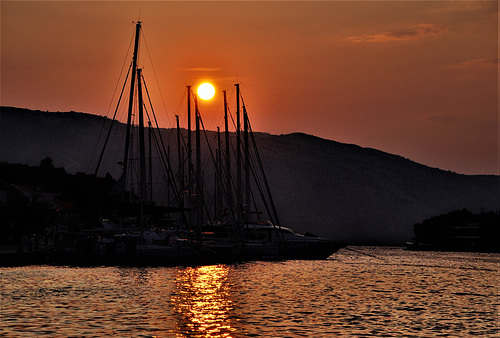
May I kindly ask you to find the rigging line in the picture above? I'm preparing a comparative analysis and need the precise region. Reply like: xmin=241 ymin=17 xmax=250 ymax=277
xmin=214 ymin=112 xmax=226 ymax=136
xmin=172 ymin=126 xmax=190 ymax=182
xmin=173 ymin=90 xmax=187 ymax=122
xmin=88 ymin=33 xmax=135 ymax=173
xmin=223 ymin=117 xmax=241 ymax=206
xmin=152 ymin=136 xmax=172 ymax=205
xmin=141 ymin=29 xmax=174 ymax=129
xmin=154 ymin=131 xmax=178 ymax=205
xmin=146 ymin=123 xmax=168 ymax=184
xmin=219 ymin=86 xmax=237 ymax=132
xmin=219 ymin=136 xmax=238 ymax=217
xmin=226 ymin=86 xmax=236 ymax=116
xmin=108 ymin=27 xmax=136 ymax=119
xmin=198 ymin=170 xmax=217 ymax=228
xmin=141 ymin=89 xmax=169 ymax=202
xmin=220 ymin=135 xmax=236 ymax=196
xmin=212 ymin=143 xmax=240 ymax=237
xmin=199 ymin=114 xmax=241 ymax=240
xmin=94 ymin=64 xmax=133 ymax=176
xmin=200 ymin=129 xmax=215 ymax=170
xmin=142 ymin=74 xmax=191 ymax=228
xmin=245 ymin=140 xmax=271 ymax=224
xmin=196 ymin=134 xmax=220 ymax=223
xmin=248 ymin=121 xmax=281 ymax=233
xmin=203 ymin=96 xmax=225 ymax=133
xmin=148 ymin=120 xmax=187 ymax=226
xmin=227 ymin=106 xmax=237 ymax=132
xmin=245 ymin=105 xmax=283 ymax=233
xmin=143 ymin=109 xmax=162 ymax=201
xmin=240 ymin=119 xmax=276 ymax=228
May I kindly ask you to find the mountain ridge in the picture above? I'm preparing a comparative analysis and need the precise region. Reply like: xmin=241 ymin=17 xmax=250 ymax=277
xmin=1 ymin=106 xmax=498 ymax=244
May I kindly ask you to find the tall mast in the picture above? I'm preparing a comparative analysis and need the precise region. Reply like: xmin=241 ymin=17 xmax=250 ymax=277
xmin=243 ymin=102 xmax=250 ymax=213
xmin=176 ymin=115 xmax=184 ymax=213
xmin=186 ymin=85 xmax=193 ymax=227
xmin=235 ymin=84 xmax=242 ymax=228
xmin=148 ymin=120 xmax=153 ymax=203
xmin=187 ymin=85 xmax=192 ymax=175
xmin=195 ymin=96 xmax=203 ymax=236
xmin=216 ymin=127 xmax=222 ymax=220
xmin=137 ymin=68 xmax=147 ymax=230
xmin=121 ymin=21 xmax=141 ymax=202
xmin=223 ymin=90 xmax=232 ymax=211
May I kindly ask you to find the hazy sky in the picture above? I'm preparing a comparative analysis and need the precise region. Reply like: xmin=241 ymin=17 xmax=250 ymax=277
xmin=1 ymin=1 xmax=498 ymax=175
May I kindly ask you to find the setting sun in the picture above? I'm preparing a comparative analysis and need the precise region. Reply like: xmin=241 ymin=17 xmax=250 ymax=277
xmin=197 ymin=83 xmax=215 ymax=100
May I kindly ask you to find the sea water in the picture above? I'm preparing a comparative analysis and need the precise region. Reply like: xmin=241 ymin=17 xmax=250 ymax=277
xmin=1 ymin=247 xmax=498 ymax=337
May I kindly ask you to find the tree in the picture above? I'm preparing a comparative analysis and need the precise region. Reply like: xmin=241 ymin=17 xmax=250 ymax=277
xmin=39 ymin=157 xmax=55 ymax=170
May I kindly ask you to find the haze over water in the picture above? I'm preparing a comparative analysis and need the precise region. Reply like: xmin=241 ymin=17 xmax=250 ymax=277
xmin=1 ymin=247 xmax=498 ymax=337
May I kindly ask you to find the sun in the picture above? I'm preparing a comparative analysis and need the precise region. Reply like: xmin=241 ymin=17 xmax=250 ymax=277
xmin=197 ymin=83 xmax=215 ymax=100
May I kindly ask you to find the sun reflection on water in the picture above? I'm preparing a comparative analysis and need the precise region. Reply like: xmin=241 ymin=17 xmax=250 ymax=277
xmin=171 ymin=264 xmax=237 ymax=337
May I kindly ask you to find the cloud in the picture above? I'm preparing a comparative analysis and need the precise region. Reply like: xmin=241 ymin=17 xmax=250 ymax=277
xmin=348 ymin=24 xmax=446 ymax=43
xmin=180 ymin=67 xmax=221 ymax=72
xmin=449 ymin=57 xmax=499 ymax=69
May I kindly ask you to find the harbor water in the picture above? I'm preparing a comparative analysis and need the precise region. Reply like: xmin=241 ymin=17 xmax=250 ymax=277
xmin=1 ymin=247 xmax=498 ymax=337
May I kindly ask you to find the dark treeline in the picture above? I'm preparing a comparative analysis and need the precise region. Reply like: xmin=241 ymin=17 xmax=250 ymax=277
xmin=0 ymin=158 xmax=116 ymax=243
xmin=411 ymin=209 xmax=499 ymax=252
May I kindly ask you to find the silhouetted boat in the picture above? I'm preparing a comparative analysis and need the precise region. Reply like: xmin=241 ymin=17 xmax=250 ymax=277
xmin=202 ymin=222 xmax=346 ymax=261
xmin=186 ymin=82 xmax=346 ymax=261
xmin=1 ymin=21 xmax=345 ymax=267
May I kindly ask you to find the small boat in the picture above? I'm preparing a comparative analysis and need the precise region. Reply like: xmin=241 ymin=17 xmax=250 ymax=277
xmin=203 ymin=221 xmax=346 ymax=261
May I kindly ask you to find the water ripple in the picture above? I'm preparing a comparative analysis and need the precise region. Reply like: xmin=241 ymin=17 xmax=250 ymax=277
xmin=0 ymin=247 xmax=498 ymax=337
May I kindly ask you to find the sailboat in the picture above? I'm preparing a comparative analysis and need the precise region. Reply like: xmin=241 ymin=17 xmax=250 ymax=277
xmin=187 ymin=84 xmax=346 ymax=261
xmin=9 ymin=21 xmax=344 ymax=267
xmin=41 ymin=21 xmax=211 ymax=266
xmin=89 ymin=21 xmax=346 ymax=264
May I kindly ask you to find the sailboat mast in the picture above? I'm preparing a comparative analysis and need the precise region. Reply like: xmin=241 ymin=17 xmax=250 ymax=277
xmin=223 ymin=90 xmax=232 ymax=210
xmin=137 ymin=68 xmax=147 ymax=230
xmin=186 ymin=85 xmax=193 ymax=227
xmin=148 ymin=120 xmax=153 ymax=203
xmin=216 ymin=127 xmax=222 ymax=220
xmin=243 ymin=102 xmax=250 ymax=212
xmin=236 ymin=84 xmax=242 ymax=228
xmin=176 ymin=115 xmax=184 ymax=212
xmin=121 ymin=21 xmax=141 ymax=202
xmin=195 ymin=96 xmax=203 ymax=236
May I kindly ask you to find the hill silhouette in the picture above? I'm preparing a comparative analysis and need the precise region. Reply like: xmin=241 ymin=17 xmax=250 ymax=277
xmin=1 ymin=106 xmax=498 ymax=244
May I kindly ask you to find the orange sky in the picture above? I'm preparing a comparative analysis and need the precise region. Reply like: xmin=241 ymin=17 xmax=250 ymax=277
xmin=2 ymin=1 xmax=498 ymax=175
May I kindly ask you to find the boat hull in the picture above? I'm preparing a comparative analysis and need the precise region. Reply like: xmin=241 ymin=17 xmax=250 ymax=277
xmin=1 ymin=240 xmax=346 ymax=267
xmin=0 ymin=246 xmax=213 ymax=267
xmin=204 ymin=240 xmax=347 ymax=262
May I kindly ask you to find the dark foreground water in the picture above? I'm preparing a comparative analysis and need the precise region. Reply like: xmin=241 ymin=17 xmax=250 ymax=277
xmin=1 ymin=247 xmax=498 ymax=337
